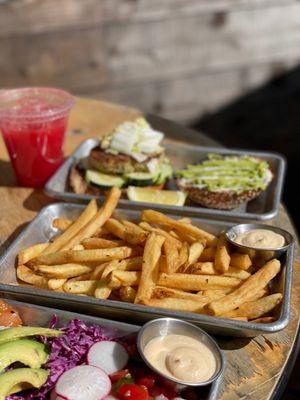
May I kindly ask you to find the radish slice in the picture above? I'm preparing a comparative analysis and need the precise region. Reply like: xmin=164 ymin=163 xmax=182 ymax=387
xmin=87 ymin=341 xmax=128 ymax=374
xmin=104 ymin=396 xmax=118 ymax=400
xmin=55 ymin=365 xmax=111 ymax=400
xmin=50 ymin=389 xmax=66 ymax=400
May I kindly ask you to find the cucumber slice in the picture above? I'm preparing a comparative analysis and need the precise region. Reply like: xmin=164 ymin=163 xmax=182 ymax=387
xmin=85 ymin=170 xmax=125 ymax=188
xmin=155 ymin=164 xmax=173 ymax=185
xmin=125 ymin=172 xmax=156 ymax=187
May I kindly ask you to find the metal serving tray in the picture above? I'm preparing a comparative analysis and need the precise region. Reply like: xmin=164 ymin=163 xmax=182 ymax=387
xmin=3 ymin=299 xmax=224 ymax=400
xmin=0 ymin=203 xmax=293 ymax=337
xmin=45 ymin=116 xmax=285 ymax=221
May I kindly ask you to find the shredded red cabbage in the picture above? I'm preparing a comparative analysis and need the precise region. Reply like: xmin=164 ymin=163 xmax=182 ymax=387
xmin=7 ymin=316 xmax=111 ymax=400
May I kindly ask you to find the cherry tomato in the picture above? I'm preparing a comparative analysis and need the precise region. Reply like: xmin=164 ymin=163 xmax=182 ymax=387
xmin=137 ymin=376 xmax=155 ymax=390
xmin=117 ymin=383 xmax=149 ymax=400
xmin=110 ymin=369 xmax=130 ymax=383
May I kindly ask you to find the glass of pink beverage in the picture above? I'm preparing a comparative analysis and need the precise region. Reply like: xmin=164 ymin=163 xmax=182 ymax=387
xmin=0 ymin=87 xmax=75 ymax=188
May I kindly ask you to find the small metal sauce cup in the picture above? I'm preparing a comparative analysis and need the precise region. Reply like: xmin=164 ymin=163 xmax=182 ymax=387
xmin=225 ymin=223 xmax=294 ymax=261
xmin=137 ymin=317 xmax=224 ymax=388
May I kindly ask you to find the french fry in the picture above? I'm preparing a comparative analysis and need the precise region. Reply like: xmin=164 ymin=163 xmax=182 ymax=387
xmin=121 ymin=220 xmax=147 ymax=234
xmin=135 ymin=233 xmax=165 ymax=304
xmin=157 ymin=273 xmax=241 ymax=291
xmin=101 ymin=260 xmax=128 ymax=279
xmin=169 ymin=229 xmax=196 ymax=244
xmin=152 ymin=286 xmax=209 ymax=302
xmin=48 ymin=278 xmax=67 ymax=290
xmin=72 ymin=245 xmax=84 ymax=251
xmin=222 ymin=293 xmax=283 ymax=319
xmin=63 ymin=280 xmax=97 ymax=294
xmin=214 ymin=235 xmax=230 ymax=273
xmin=68 ymin=273 xmax=92 ymax=282
xmin=176 ymin=242 xmax=189 ymax=270
xmin=29 ymin=247 xmax=132 ymax=266
xmin=105 ymin=219 xmax=147 ymax=245
xmin=139 ymin=222 xmax=182 ymax=249
xmin=35 ymin=264 xmax=92 ymax=278
xmin=202 ymin=289 xmax=233 ymax=301
xmin=251 ymin=317 xmax=275 ymax=323
xmin=103 ymin=258 xmax=143 ymax=278
xmin=17 ymin=265 xmax=48 ymax=288
xmin=119 ymin=286 xmax=137 ymax=303
xmin=61 ymin=187 xmax=121 ymax=250
xmin=187 ymin=263 xmax=251 ymax=280
xmin=93 ymin=226 xmax=110 ymax=238
xmin=184 ymin=241 xmax=206 ymax=269
xmin=81 ymin=238 xmax=124 ymax=249
xmin=54 ymin=287 xmax=65 ymax=293
xmin=90 ymin=263 xmax=111 ymax=280
xmin=52 ymin=218 xmax=73 ymax=231
xmin=90 ymin=257 xmax=143 ymax=280
xmin=163 ymin=238 xmax=179 ymax=273
xmin=199 ymin=247 xmax=216 ymax=262
xmin=143 ymin=298 xmax=208 ymax=313
xmin=230 ymin=253 xmax=252 ymax=270
xmin=207 ymin=259 xmax=281 ymax=316
xmin=94 ymin=279 xmax=112 ymax=299
xmin=123 ymin=257 xmax=143 ymax=270
xmin=44 ymin=199 xmax=98 ymax=254
xmin=18 ymin=243 xmax=49 ymax=265
xmin=168 ymin=231 xmax=180 ymax=239
xmin=108 ymin=271 xmax=141 ymax=289
xmin=141 ymin=210 xmax=217 ymax=245
xmin=223 ymin=267 xmax=251 ymax=280
xmin=178 ymin=217 xmax=192 ymax=224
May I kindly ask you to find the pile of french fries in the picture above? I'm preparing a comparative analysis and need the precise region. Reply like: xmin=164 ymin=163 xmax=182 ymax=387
xmin=16 ymin=187 xmax=283 ymax=323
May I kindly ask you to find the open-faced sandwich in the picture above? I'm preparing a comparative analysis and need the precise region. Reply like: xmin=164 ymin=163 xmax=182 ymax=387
xmin=176 ymin=154 xmax=273 ymax=210
xmin=70 ymin=118 xmax=172 ymax=196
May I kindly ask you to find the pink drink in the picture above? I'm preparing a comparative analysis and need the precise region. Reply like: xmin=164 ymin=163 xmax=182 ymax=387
xmin=0 ymin=88 xmax=74 ymax=188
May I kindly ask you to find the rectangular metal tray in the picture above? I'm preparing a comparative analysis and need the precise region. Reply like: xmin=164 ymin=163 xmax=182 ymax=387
xmin=0 ymin=203 xmax=293 ymax=337
xmin=3 ymin=299 xmax=224 ymax=400
xmin=45 ymin=115 xmax=286 ymax=221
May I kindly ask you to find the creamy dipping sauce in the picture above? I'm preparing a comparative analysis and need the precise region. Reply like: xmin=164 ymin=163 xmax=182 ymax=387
xmin=143 ymin=334 xmax=216 ymax=383
xmin=235 ymin=229 xmax=285 ymax=249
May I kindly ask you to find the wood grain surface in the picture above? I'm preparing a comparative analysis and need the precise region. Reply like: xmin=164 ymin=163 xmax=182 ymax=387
xmin=1 ymin=1 xmax=300 ymax=122
xmin=0 ymin=97 xmax=299 ymax=399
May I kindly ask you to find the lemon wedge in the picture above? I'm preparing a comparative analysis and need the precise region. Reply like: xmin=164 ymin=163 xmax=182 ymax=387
xmin=127 ymin=186 xmax=186 ymax=206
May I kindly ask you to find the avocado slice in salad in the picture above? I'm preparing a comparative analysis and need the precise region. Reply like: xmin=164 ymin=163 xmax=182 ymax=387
xmin=0 ymin=339 xmax=49 ymax=373
xmin=0 ymin=368 xmax=49 ymax=399
xmin=85 ymin=169 xmax=125 ymax=188
xmin=176 ymin=154 xmax=272 ymax=193
xmin=0 ymin=326 xmax=62 ymax=345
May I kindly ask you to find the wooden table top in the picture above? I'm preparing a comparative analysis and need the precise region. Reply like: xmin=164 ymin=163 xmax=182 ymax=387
xmin=0 ymin=97 xmax=299 ymax=400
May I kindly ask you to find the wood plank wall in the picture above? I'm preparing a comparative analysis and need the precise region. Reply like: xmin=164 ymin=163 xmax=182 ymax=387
xmin=0 ymin=0 xmax=299 ymax=122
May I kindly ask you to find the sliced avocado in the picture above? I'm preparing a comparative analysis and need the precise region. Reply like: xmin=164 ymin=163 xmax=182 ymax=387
xmin=85 ymin=169 xmax=125 ymax=188
xmin=7 ymin=383 xmax=33 ymax=397
xmin=0 ymin=368 xmax=48 ymax=399
xmin=0 ymin=326 xmax=62 ymax=345
xmin=0 ymin=339 xmax=49 ymax=373
xmin=155 ymin=163 xmax=173 ymax=185
xmin=125 ymin=172 xmax=157 ymax=187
